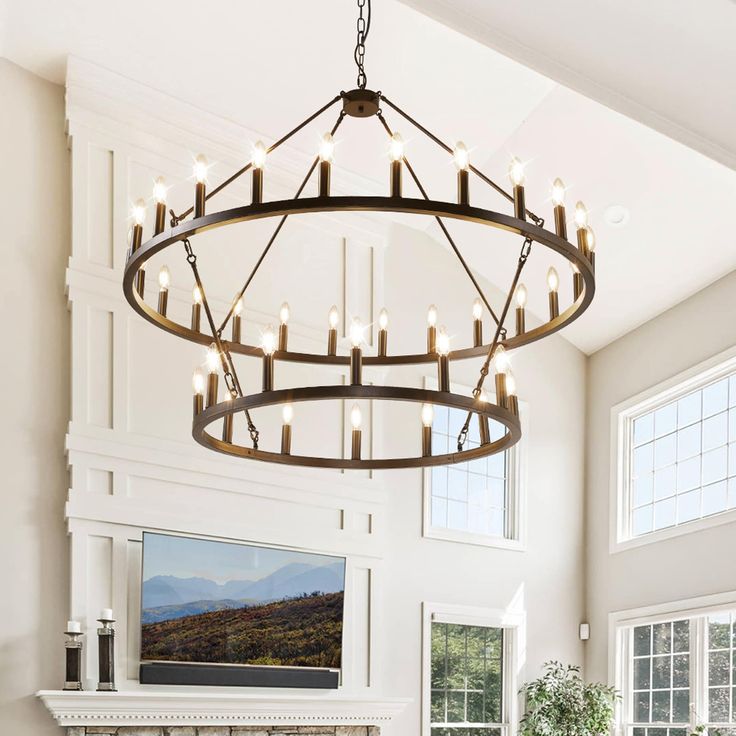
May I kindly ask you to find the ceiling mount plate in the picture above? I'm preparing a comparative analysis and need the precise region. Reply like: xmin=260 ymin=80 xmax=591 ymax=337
xmin=342 ymin=89 xmax=380 ymax=117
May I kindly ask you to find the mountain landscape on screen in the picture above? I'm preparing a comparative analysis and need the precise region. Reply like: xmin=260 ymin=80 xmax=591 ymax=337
xmin=140 ymin=533 xmax=346 ymax=668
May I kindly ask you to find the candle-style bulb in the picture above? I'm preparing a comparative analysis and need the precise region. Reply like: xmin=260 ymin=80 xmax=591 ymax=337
xmin=472 ymin=298 xmax=483 ymax=320
xmin=158 ymin=265 xmax=170 ymax=289
xmin=427 ymin=304 xmax=438 ymax=328
xmin=516 ymin=283 xmax=527 ymax=308
xmin=585 ymin=226 xmax=596 ymax=252
xmin=421 ymin=403 xmax=434 ymax=428
xmin=193 ymin=154 xmax=208 ymax=184
xmin=153 ymin=176 xmax=167 ymax=205
xmin=378 ymin=308 xmax=389 ymax=330
xmin=547 ymin=266 xmax=559 ymax=292
xmin=328 ymin=305 xmax=339 ymax=329
xmin=132 ymin=198 xmax=146 ymax=226
xmin=551 ymin=178 xmax=565 ymax=206
xmin=233 ymin=296 xmax=244 ymax=315
xmin=192 ymin=368 xmax=205 ymax=395
xmin=282 ymin=403 xmax=294 ymax=425
xmin=261 ymin=325 xmax=276 ymax=355
xmin=319 ymin=133 xmax=334 ymax=163
xmin=350 ymin=403 xmax=362 ymax=430
xmin=389 ymin=132 xmax=405 ymax=162
xmin=453 ymin=142 xmax=469 ymax=171
xmin=436 ymin=326 xmax=450 ymax=356
xmin=192 ymin=286 xmax=202 ymax=305
xmin=279 ymin=302 xmax=290 ymax=325
xmin=251 ymin=140 xmax=267 ymax=169
xmin=494 ymin=345 xmax=510 ymax=374
xmin=574 ymin=201 xmax=588 ymax=230
xmin=206 ymin=345 xmax=219 ymax=373
xmin=508 ymin=156 xmax=525 ymax=186
xmin=350 ymin=318 xmax=364 ymax=348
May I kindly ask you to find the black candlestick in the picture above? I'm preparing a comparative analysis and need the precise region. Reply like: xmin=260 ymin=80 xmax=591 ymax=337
xmin=63 ymin=629 xmax=84 ymax=691
xmin=96 ymin=616 xmax=117 ymax=691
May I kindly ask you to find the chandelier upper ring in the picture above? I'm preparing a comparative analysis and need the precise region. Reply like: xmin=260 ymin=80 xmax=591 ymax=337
xmin=123 ymin=195 xmax=595 ymax=365
xmin=192 ymin=384 xmax=521 ymax=470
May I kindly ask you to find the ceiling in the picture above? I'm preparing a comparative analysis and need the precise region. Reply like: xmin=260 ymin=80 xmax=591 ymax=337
xmin=1 ymin=0 xmax=734 ymax=354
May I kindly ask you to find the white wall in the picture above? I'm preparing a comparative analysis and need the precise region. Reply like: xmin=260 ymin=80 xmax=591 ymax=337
xmin=378 ymin=222 xmax=587 ymax=733
xmin=584 ymin=269 xmax=736 ymax=683
xmin=0 ymin=59 xmax=70 ymax=734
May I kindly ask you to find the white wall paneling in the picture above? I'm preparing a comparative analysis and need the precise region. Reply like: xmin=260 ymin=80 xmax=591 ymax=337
xmin=65 ymin=58 xmax=390 ymax=698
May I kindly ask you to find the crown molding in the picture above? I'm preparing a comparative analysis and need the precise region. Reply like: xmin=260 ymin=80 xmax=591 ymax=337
xmin=38 ymin=690 xmax=411 ymax=727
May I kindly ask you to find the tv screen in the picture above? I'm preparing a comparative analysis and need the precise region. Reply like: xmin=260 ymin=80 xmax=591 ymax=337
xmin=140 ymin=532 xmax=346 ymax=670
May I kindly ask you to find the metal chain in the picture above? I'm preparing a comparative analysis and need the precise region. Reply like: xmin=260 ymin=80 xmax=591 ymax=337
xmin=456 ymin=236 xmax=533 ymax=451
xmin=354 ymin=0 xmax=371 ymax=89
xmin=176 ymin=226 xmax=260 ymax=449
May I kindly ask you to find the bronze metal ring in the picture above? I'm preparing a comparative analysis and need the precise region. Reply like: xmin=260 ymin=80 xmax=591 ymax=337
xmin=192 ymin=384 xmax=521 ymax=470
xmin=123 ymin=196 xmax=595 ymax=366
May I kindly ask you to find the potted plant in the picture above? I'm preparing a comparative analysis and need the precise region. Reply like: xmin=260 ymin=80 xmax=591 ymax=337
xmin=520 ymin=661 xmax=618 ymax=736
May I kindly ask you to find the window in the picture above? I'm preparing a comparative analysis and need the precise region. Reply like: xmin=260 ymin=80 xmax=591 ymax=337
xmin=422 ymin=602 xmax=523 ymax=736
xmin=423 ymin=381 xmax=523 ymax=549
xmin=614 ymin=352 xmax=736 ymax=549
xmin=615 ymin=599 xmax=736 ymax=736
xmin=430 ymin=622 xmax=504 ymax=736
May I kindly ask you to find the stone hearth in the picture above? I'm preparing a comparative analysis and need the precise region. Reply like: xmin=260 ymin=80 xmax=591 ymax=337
xmin=67 ymin=728 xmax=378 ymax=736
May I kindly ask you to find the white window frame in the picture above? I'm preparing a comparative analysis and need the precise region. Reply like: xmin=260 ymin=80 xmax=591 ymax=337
xmin=609 ymin=590 xmax=736 ymax=736
xmin=610 ymin=345 xmax=736 ymax=553
xmin=422 ymin=377 xmax=527 ymax=551
xmin=422 ymin=600 xmax=526 ymax=736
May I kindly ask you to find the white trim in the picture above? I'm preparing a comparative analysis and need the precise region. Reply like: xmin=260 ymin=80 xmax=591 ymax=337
xmin=421 ymin=377 xmax=527 ymax=551
xmin=421 ymin=601 xmax=526 ymax=736
xmin=609 ymin=343 xmax=736 ymax=553
xmin=37 ymin=690 xmax=410 ymax=727
xmin=608 ymin=590 xmax=736 ymax=736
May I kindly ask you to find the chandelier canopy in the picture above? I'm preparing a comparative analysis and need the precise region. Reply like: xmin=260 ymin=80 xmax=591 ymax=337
xmin=122 ymin=0 xmax=597 ymax=470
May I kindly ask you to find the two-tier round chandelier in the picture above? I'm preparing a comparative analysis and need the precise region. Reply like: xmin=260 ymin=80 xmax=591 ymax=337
xmin=122 ymin=0 xmax=597 ymax=470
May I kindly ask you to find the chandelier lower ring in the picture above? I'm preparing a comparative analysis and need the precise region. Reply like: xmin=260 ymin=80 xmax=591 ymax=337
xmin=123 ymin=195 xmax=595 ymax=365
xmin=192 ymin=385 xmax=521 ymax=469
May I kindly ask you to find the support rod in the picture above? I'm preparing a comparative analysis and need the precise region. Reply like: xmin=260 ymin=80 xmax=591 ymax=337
xmin=175 ymin=94 xmax=342 ymax=222
xmin=376 ymin=112 xmax=501 ymax=327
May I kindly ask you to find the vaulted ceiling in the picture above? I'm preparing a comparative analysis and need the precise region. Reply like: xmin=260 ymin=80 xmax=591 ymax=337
xmin=1 ymin=0 xmax=734 ymax=354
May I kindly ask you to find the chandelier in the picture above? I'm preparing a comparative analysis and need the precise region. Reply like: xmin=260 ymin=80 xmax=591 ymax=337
xmin=122 ymin=0 xmax=596 ymax=470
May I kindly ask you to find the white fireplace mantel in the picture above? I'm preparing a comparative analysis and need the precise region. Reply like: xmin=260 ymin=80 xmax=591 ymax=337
xmin=38 ymin=690 xmax=411 ymax=728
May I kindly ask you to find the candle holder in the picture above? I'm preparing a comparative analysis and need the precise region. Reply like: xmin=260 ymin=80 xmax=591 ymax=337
xmin=191 ymin=302 xmax=202 ymax=332
xmin=457 ymin=169 xmax=469 ymax=205
xmin=427 ymin=325 xmax=436 ymax=354
xmin=378 ymin=328 xmax=387 ymax=356
xmin=252 ymin=167 xmax=263 ymax=205
xmin=327 ymin=327 xmax=337 ymax=356
xmin=479 ymin=413 xmax=491 ymax=445
xmin=96 ymin=615 xmax=117 ymax=692
xmin=390 ymin=160 xmax=402 ymax=197
xmin=351 ymin=429 xmax=362 ymax=460
xmin=195 ymin=181 xmax=206 ymax=218
xmin=222 ymin=411 xmax=233 ymax=443
xmin=193 ymin=391 xmax=204 ymax=416
xmin=495 ymin=373 xmax=508 ymax=409
xmin=573 ymin=272 xmax=583 ymax=300
xmin=281 ymin=423 xmax=292 ymax=454
xmin=319 ymin=160 xmax=331 ymax=197
xmin=421 ymin=425 xmax=432 ymax=457
xmin=350 ymin=347 xmax=362 ymax=386
xmin=232 ymin=313 xmax=242 ymax=343
xmin=554 ymin=204 xmax=567 ymax=240
xmin=157 ymin=288 xmax=168 ymax=317
xmin=206 ymin=371 xmax=219 ymax=408
xmin=262 ymin=354 xmax=274 ymax=391
xmin=63 ymin=625 xmax=84 ymax=691
xmin=473 ymin=319 xmax=483 ymax=348
xmin=279 ymin=323 xmax=288 ymax=351
xmin=513 ymin=185 xmax=526 ymax=220
xmin=548 ymin=290 xmax=559 ymax=320
xmin=437 ymin=355 xmax=450 ymax=392
xmin=515 ymin=306 xmax=526 ymax=336
xmin=131 ymin=223 xmax=143 ymax=253
xmin=135 ymin=268 xmax=145 ymax=299
xmin=154 ymin=201 xmax=166 ymax=235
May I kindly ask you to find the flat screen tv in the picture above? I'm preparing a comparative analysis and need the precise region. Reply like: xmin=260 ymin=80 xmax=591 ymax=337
xmin=139 ymin=532 xmax=345 ymax=687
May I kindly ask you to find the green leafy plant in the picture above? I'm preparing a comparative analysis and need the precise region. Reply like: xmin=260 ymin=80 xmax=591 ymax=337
xmin=520 ymin=661 xmax=618 ymax=736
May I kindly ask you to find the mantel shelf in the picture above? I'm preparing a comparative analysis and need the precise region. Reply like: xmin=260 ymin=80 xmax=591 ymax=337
xmin=38 ymin=690 xmax=411 ymax=727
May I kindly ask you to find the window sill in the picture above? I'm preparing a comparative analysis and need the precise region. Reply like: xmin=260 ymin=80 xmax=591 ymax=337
xmin=612 ymin=506 xmax=736 ymax=553
xmin=424 ymin=525 xmax=525 ymax=551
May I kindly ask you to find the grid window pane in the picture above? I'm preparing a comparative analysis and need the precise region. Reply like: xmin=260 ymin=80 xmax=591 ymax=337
xmin=629 ymin=373 xmax=736 ymax=538
xmin=431 ymin=406 xmax=510 ymax=539
xmin=708 ymin=612 xmax=736 ymax=723
xmin=631 ymin=621 xmax=690 ymax=729
xmin=430 ymin=622 xmax=504 ymax=734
